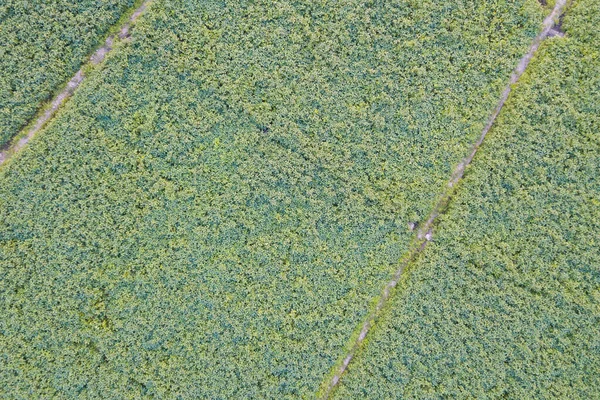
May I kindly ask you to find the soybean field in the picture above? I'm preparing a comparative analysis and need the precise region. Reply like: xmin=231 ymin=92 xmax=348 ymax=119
xmin=0 ymin=0 xmax=598 ymax=398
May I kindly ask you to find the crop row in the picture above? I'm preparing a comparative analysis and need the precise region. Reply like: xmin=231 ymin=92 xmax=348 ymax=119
xmin=0 ymin=0 xmax=544 ymax=397
xmin=334 ymin=0 xmax=600 ymax=397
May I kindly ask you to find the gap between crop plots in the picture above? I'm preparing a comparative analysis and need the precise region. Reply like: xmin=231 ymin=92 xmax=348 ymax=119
xmin=319 ymin=0 xmax=568 ymax=396
xmin=331 ymin=0 xmax=600 ymax=398
xmin=0 ymin=0 xmax=150 ymax=165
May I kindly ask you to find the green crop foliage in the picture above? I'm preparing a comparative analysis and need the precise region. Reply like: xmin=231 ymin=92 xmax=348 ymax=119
xmin=0 ymin=0 xmax=135 ymax=147
xmin=334 ymin=1 xmax=600 ymax=398
xmin=0 ymin=0 xmax=544 ymax=397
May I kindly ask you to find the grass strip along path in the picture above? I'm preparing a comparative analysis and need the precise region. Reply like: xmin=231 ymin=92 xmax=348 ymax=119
xmin=0 ymin=0 xmax=136 ymax=148
xmin=0 ymin=0 xmax=545 ymax=397
xmin=332 ymin=0 xmax=600 ymax=398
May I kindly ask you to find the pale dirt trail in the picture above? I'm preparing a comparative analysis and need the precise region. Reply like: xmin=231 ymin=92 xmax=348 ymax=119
xmin=0 ymin=1 xmax=151 ymax=166
xmin=319 ymin=0 xmax=568 ymax=397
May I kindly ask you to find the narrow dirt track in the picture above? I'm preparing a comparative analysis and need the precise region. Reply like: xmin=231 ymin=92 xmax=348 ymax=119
xmin=319 ymin=0 xmax=568 ymax=397
xmin=0 ymin=0 xmax=151 ymax=167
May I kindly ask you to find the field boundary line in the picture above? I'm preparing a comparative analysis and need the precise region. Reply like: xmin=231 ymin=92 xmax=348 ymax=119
xmin=0 ymin=0 xmax=152 ymax=167
xmin=318 ymin=0 xmax=568 ymax=397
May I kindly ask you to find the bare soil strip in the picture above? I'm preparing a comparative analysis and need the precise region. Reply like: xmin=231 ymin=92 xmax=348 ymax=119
xmin=319 ymin=0 xmax=568 ymax=397
xmin=0 ymin=1 xmax=151 ymax=167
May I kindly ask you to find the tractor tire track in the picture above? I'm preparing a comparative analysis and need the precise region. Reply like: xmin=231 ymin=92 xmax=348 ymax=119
xmin=318 ymin=0 xmax=568 ymax=397
xmin=0 ymin=0 xmax=151 ymax=167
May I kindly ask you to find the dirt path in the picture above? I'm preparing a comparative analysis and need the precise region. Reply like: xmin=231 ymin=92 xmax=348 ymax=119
xmin=0 ymin=0 xmax=151 ymax=167
xmin=318 ymin=0 xmax=568 ymax=397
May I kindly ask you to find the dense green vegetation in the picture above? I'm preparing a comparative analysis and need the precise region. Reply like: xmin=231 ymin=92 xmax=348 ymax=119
xmin=0 ymin=0 xmax=545 ymax=397
xmin=0 ymin=0 xmax=135 ymax=147
xmin=334 ymin=1 xmax=600 ymax=397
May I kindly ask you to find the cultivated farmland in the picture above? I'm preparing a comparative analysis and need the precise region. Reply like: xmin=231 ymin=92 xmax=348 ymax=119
xmin=0 ymin=0 xmax=544 ymax=397
xmin=0 ymin=0 xmax=135 ymax=147
xmin=333 ymin=0 xmax=600 ymax=397
xmin=1 ymin=0 xmax=597 ymax=398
